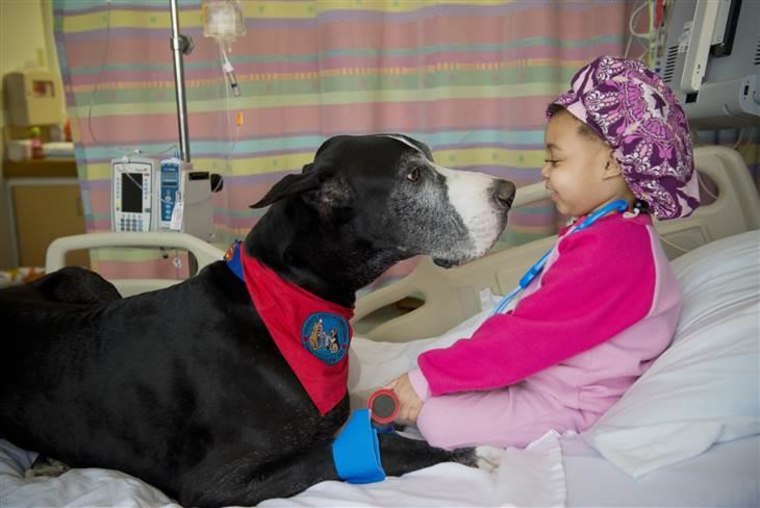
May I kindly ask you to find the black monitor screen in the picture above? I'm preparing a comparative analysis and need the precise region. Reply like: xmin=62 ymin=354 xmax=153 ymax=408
xmin=121 ymin=173 xmax=143 ymax=213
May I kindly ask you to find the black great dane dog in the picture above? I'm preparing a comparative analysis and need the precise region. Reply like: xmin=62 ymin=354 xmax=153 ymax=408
xmin=0 ymin=134 xmax=515 ymax=507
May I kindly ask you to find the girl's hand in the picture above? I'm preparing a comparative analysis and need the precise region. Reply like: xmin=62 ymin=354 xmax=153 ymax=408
xmin=385 ymin=373 xmax=422 ymax=425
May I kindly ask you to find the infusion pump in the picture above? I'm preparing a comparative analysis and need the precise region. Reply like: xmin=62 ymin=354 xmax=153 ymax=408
xmin=112 ymin=158 xmax=157 ymax=232
xmin=111 ymin=157 xmax=216 ymax=240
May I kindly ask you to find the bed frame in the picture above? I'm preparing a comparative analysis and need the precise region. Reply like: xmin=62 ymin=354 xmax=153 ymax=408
xmin=45 ymin=146 xmax=760 ymax=342
xmin=45 ymin=231 xmax=223 ymax=297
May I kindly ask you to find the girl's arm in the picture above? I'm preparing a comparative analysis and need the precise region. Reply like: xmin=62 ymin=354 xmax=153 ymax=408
xmin=416 ymin=222 xmax=656 ymax=398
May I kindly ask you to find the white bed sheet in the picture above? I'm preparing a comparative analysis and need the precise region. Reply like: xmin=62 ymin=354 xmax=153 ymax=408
xmin=562 ymin=433 xmax=760 ymax=507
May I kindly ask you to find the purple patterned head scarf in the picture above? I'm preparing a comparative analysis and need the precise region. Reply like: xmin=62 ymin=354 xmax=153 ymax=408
xmin=547 ymin=55 xmax=700 ymax=220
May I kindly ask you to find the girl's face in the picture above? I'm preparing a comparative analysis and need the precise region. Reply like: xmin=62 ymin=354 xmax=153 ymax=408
xmin=542 ymin=109 xmax=631 ymax=217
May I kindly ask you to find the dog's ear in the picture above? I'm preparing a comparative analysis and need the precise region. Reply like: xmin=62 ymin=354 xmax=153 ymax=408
xmin=301 ymin=162 xmax=314 ymax=173
xmin=249 ymin=171 xmax=321 ymax=209
xmin=302 ymin=173 xmax=355 ymax=218
xmin=249 ymin=169 xmax=354 ymax=213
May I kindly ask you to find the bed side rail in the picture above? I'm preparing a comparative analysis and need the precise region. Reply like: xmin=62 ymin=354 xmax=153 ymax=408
xmin=45 ymin=232 xmax=225 ymax=297
xmin=654 ymin=146 xmax=760 ymax=257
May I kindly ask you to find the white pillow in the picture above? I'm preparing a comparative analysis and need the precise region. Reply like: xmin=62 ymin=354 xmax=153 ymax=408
xmin=583 ymin=230 xmax=760 ymax=477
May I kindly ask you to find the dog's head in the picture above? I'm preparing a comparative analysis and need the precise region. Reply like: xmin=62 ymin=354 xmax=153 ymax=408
xmin=248 ymin=134 xmax=515 ymax=299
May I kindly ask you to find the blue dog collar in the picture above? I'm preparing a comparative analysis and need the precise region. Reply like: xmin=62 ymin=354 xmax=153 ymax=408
xmin=224 ymin=240 xmax=244 ymax=280
xmin=332 ymin=409 xmax=385 ymax=484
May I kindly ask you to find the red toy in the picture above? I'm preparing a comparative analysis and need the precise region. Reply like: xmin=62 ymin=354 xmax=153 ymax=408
xmin=367 ymin=388 xmax=399 ymax=426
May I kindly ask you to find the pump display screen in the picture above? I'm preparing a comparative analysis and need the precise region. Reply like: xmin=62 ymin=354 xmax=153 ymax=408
xmin=121 ymin=173 xmax=143 ymax=213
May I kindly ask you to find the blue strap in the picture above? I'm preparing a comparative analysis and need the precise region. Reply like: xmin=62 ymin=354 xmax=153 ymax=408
xmin=489 ymin=199 xmax=629 ymax=317
xmin=332 ymin=409 xmax=386 ymax=484
xmin=574 ymin=199 xmax=628 ymax=231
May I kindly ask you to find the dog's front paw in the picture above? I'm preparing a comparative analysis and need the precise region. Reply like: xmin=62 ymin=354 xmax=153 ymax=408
xmin=475 ymin=445 xmax=504 ymax=472
xmin=25 ymin=456 xmax=70 ymax=478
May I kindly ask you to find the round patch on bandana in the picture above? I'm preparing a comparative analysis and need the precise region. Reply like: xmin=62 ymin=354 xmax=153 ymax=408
xmin=301 ymin=312 xmax=350 ymax=365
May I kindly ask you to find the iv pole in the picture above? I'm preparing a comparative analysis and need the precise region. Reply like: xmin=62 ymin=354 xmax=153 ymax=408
xmin=168 ymin=0 xmax=209 ymax=261
xmin=166 ymin=0 xmax=222 ymax=247
xmin=169 ymin=0 xmax=192 ymax=162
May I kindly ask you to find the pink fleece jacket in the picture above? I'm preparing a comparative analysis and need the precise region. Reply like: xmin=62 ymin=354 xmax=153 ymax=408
xmin=409 ymin=212 xmax=681 ymax=429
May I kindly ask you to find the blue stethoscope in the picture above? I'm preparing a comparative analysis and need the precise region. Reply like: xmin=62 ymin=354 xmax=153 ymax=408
xmin=489 ymin=199 xmax=629 ymax=316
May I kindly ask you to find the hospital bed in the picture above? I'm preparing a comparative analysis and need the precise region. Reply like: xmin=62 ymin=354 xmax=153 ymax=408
xmin=2 ymin=145 xmax=758 ymax=507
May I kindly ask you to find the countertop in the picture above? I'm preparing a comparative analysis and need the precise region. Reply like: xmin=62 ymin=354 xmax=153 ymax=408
xmin=3 ymin=159 xmax=77 ymax=179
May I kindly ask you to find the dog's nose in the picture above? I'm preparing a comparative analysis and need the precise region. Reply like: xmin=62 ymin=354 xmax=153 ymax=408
xmin=492 ymin=179 xmax=516 ymax=209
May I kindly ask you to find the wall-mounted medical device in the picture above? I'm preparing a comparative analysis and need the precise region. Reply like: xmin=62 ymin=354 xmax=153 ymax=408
xmin=112 ymin=157 xmax=219 ymax=240
xmin=4 ymin=69 xmax=64 ymax=127
xmin=659 ymin=0 xmax=759 ymax=128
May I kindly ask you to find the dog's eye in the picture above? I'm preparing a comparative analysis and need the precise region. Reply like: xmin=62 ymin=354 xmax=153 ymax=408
xmin=406 ymin=168 xmax=421 ymax=182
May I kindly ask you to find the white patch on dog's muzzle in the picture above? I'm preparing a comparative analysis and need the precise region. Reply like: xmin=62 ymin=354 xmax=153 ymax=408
xmin=434 ymin=164 xmax=505 ymax=258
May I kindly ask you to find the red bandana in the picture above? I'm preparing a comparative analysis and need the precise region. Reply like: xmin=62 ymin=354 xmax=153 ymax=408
xmin=227 ymin=242 xmax=354 ymax=415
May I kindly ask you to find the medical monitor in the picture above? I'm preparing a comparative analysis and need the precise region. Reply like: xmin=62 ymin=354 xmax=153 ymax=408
xmin=121 ymin=172 xmax=144 ymax=214
xmin=659 ymin=0 xmax=760 ymax=128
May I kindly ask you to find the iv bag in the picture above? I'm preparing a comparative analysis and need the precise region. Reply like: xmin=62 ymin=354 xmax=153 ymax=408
xmin=203 ymin=0 xmax=246 ymax=49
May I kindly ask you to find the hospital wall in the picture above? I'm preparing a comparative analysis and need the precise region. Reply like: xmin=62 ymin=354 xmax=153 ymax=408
xmin=0 ymin=0 xmax=65 ymax=270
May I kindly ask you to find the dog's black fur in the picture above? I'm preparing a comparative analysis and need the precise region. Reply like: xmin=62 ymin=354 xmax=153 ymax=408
xmin=0 ymin=134 xmax=514 ymax=507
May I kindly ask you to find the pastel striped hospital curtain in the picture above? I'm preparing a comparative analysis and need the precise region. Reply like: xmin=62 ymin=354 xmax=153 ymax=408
xmin=54 ymin=0 xmax=637 ymax=282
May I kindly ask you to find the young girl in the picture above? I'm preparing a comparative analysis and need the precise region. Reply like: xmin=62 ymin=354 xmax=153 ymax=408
xmin=382 ymin=55 xmax=701 ymax=449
